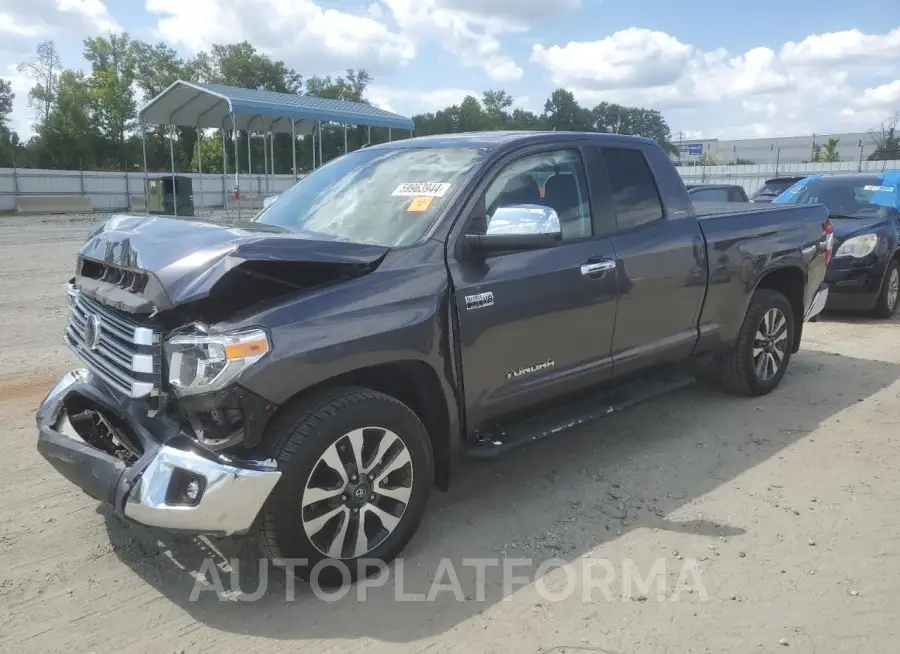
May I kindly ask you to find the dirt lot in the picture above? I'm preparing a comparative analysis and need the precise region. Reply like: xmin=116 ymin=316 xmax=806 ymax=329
xmin=1 ymin=214 xmax=899 ymax=653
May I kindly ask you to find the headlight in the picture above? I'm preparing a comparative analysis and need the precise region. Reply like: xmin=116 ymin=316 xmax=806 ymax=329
xmin=163 ymin=325 xmax=270 ymax=397
xmin=834 ymin=233 xmax=878 ymax=259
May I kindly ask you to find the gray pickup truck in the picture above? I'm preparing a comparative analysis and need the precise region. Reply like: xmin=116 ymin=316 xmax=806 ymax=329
xmin=37 ymin=131 xmax=831 ymax=581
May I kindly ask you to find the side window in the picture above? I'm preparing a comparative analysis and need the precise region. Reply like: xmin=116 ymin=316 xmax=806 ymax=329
xmin=692 ymin=188 xmax=728 ymax=202
xmin=602 ymin=148 xmax=665 ymax=230
xmin=481 ymin=149 xmax=593 ymax=240
xmin=729 ymin=188 xmax=747 ymax=202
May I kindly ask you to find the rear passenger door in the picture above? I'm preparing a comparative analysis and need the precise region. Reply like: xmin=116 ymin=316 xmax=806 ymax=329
xmin=448 ymin=144 xmax=619 ymax=430
xmin=597 ymin=145 xmax=707 ymax=377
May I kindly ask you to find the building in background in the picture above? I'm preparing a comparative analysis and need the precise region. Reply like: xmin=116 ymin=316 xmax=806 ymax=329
xmin=672 ymin=132 xmax=873 ymax=166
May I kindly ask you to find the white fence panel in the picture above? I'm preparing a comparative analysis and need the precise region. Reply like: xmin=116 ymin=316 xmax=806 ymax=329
xmin=1 ymin=168 xmax=303 ymax=214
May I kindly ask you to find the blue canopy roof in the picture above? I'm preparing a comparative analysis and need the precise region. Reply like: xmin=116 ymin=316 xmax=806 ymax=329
xmin=138 ymin=80 xmax=415 ymax=134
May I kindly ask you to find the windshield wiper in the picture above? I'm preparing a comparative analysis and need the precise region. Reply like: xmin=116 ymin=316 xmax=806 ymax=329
xmin=828 ymin=213 xmax=863 ymax=220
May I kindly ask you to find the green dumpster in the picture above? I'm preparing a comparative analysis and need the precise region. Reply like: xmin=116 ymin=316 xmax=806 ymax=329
xmin=146 ymin=176 xmax=194 ymax=216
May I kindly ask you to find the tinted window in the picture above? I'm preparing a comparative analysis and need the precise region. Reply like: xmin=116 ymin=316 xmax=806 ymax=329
xmin=691 ymin=188 xmax=730 ymax=202
xmin=728 ymin=188 xmax=748 ymax=202
xmin=482 ymin=149 xmax=592 ymax=240
xmin=602 ymin=148 xmax=665 ymax=230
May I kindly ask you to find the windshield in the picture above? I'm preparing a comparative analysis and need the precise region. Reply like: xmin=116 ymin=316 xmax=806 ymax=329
xmin=751 ymin=180 xmax=798 ymax=199
xmin=252 ymin=146 xmax=485 ymax=247
xmin=772 ymin=173 xmax=900 ymax=219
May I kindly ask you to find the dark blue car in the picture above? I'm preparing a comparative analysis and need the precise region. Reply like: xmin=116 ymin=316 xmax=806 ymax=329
xmin=774 ymin=172 xmax=900 ymax=317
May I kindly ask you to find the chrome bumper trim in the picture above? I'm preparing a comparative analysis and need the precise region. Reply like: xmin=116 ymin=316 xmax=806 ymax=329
xmin=124 ymin=446 xmax=281 ymax=536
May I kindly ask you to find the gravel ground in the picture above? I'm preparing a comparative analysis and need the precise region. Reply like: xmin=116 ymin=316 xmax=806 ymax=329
xmin=1 ymin=214 xmax=899 ymax=653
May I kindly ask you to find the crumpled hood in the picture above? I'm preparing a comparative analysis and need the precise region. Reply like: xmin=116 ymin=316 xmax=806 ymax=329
xmin=76 ymin=214 xmax=389 ymax=313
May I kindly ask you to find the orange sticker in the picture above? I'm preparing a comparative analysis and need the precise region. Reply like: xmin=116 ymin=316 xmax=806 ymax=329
xmin=407 ymin=196 xmax=434 ymax=212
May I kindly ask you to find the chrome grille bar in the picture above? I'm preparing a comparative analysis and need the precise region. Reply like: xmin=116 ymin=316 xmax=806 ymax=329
xmin=65 ymin=284 xmax=160 ymax=399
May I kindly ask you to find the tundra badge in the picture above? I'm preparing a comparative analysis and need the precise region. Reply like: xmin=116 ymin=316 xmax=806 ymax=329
xmin=465 ymin=291 xmax=494 ymax=310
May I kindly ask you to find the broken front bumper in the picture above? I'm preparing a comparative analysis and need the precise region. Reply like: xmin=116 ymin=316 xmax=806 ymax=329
xmin=36 ymin=369 xmax=282 ymax=536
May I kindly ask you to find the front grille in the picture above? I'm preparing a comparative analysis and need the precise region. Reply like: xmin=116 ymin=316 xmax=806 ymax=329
xmin=65 ymin=286 xmax=161 ymax=399
xmin=78 ymin=258 xmax=149 ymax=295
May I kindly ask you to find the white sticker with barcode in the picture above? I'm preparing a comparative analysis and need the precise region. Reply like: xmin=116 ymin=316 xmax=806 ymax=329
xmin=391 ymin=182 xmax=451 ymax=197
xmin=864 ymin=185 xmax=895 ymax=192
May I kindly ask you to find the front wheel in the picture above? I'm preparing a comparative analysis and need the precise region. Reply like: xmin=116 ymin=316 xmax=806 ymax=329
xmin=873 ymin=260 xmax=899 ymax=319
xmin=252 ymin=387 xmax=434 ymax=584
xmin=709 ymin=289 xmax=795 ymax=396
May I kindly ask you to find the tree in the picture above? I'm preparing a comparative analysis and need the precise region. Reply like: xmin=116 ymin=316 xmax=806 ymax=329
xmin=482 ymin=89 xmax=514 ymax=128
xmin=0 ymin=78 xmax=13 ymax=129
xmin=17 ymin=40 xmax=62 ymax=125
xmin=84 ymin=33 xmax=138 ymax=168
xmin=195 ymin=42 xmax=301 ymax=92
xmin=544 ymin=88 xmax=593 ymax=131
xmin=868 ymin=111 xmax=900 ymax=161
xmin=32 ymin=70 xmax=99 ymax=169
xmin=819 ymin=137 xmax=840 ymax=163
xmin=592 ymin=102 xmax=677 ymax=153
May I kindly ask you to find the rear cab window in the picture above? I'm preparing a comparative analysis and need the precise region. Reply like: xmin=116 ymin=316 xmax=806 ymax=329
xmin=601 ymin=148 xmax=665 ymax=231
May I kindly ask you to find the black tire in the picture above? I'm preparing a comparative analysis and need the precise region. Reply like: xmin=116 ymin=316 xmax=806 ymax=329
xmin=873 ymin=259 xmax=900 ymax=319
xmin=708 ymin=289 xmax=795 ymax=396
xmin=251 ymin=386 xmax=434 ymax=585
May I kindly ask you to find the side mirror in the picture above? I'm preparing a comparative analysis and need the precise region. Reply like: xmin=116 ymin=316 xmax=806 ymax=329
xmin=465 ymin=204 xmax=562 ymax=253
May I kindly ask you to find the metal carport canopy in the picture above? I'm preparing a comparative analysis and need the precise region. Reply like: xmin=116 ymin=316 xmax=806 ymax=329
xmin=137 ymin=80 xmax=416 ymax=134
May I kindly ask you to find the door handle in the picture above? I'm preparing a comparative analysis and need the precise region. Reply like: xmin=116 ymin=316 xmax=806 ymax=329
xmin=580 ymin=260 xmax=616 ymax=276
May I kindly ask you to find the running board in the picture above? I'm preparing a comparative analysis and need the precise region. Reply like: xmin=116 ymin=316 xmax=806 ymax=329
xmin=464 ymin=371 xmax=695 ymax=459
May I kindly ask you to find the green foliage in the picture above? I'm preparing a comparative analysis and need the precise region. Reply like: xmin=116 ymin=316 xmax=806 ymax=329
xmin=868 ymin=112 xmax=900 ymax=161
xmin=5 ymin=38 xmax=683 ymax=172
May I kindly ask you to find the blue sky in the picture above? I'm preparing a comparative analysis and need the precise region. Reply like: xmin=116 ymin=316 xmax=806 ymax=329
xmin=3 ymin=0 xmax=900 ymax=141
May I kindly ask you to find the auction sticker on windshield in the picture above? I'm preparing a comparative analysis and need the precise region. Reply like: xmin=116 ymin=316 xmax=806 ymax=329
xmin=864 ymin=185 xmax=896 ymax=192
xmin=392 ymin=182 xmax=451 ymax=197
xmin=407 ymin=196 xmax=434 ymax=212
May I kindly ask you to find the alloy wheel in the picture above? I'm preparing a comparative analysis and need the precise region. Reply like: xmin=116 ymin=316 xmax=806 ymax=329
xmin=752 ymin=307 xmax=788 ymax=381
xmin=301 ymin=427 xmax=413 ymax=559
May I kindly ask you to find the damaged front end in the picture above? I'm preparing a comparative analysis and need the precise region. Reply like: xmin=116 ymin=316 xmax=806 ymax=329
xmin=38 ymin=214 xmax=388 ymax=535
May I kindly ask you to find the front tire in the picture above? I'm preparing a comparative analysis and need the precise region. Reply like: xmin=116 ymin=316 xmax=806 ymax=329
xmin=873 ymin=260 xmax=899 ymax=319
xmin=252 ymin=387 xmax=434 ymax=584
xmin=709 ymin=289 xmax=795 ymax=396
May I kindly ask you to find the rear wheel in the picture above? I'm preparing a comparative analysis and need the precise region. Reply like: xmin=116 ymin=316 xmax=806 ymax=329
xmin=704 ymin=289 xmax=795 ymax=396
xmin=252 ymin=387 xmax=434 ymax=584
xmin=873 ymin=260 xmax=899 ymax=319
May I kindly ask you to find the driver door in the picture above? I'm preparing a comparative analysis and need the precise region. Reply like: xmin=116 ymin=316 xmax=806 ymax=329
xmin=447 ymin=144 xmax=619 ymax=431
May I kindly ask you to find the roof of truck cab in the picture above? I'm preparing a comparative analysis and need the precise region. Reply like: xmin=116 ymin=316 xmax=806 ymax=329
xmin=366 ymin=131 xmax=658 ymax=150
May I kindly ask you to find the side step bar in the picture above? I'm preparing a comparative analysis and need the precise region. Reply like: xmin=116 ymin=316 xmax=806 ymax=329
xmin=464 ymin=371 xmax=695 ymax=459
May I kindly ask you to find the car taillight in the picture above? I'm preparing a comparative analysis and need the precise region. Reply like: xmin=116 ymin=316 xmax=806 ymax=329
xmin=824 ymin=219 xmax=834 ymax=263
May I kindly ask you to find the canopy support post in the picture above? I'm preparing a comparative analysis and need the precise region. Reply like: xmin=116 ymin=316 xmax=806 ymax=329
xmin=270 ymin=131 xmax=275 ymax=188
xmin=221 ymin=123 xmax=227 ymax=209
xmin=291 ymin=119 xmax=297 ymax=180
xmin=169 ymin=126 xmax=177 ymax=218
xmin=388 ymin=128 xmax=392 ymax=142
xmin=317 ymin=120 xmax=323 ymax=167
xmin=231 ymin=113 xmax=240 ymax=220
xmin=140 ymin=121 xmax=149 ymax=215
xmin=262 ymin=132 xmax=269 ymax=196
xmin=196 ymin=124 xmax=204 ymax=214
xmin=343 ymin=124 xmax=348 ymax=155
xmin=247 ymin=130 xmax=253 ymax=194
xmin=367 ymin=126 xmax=371 ymax=145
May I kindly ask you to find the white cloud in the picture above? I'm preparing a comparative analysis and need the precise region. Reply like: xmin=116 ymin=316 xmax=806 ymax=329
xmin=855 ymin=79 xmax=900 ymax=109
xmin=531 ymin=25 xmax=900 ymax=139
xmin=0 ymin=0 xmax=119 ymax=53
xmin=147 ymin=0 xmax=416 ymax=75
xmin=367 ymin=85 xmax=480 ymax=115
xmin=781 ymin=27 xmax=900 ymax=65
xmin=380 ymin=0 xmax=524 ymax=81
xmin=432 ymin=0 xmax=581 ymax=32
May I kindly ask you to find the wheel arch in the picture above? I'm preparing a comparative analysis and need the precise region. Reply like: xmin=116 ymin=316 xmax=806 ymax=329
xmin=256 ymin=360 xmax=454 ymax=491
xmin=752 ymin=265 xmax=806 ymax=353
